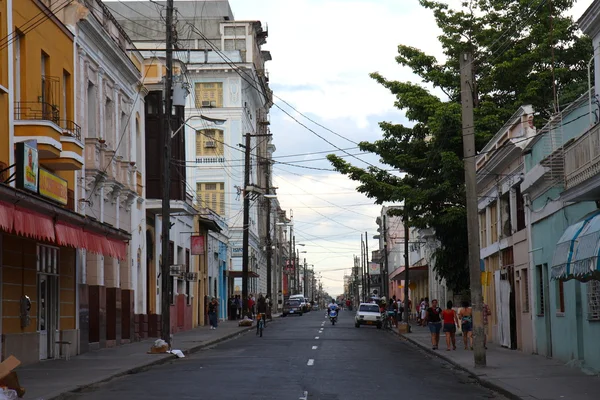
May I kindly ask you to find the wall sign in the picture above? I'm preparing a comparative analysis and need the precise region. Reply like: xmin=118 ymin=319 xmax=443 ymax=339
xmin=15 ymin=142 xmax=38 ymax=193
xmin=191 ymin=235 xmax=205 ymax=255
xmin=38 ymin=169 xmax=68 ymax=205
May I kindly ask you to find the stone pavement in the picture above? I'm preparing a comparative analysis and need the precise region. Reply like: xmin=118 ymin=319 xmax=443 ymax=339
xmin=396 ymin=325 xmax=600 ymax=400
xmin=16 ymin=318 xmax=273 ymax=400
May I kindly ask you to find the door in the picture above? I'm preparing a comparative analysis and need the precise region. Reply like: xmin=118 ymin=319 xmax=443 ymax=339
xmin=37 ymin=244 xmax=59 ymax=360
xmin=494 ymin=270 xmax=511 ymax=348
xmin=38 ymin=274 xmax=58 ymax=359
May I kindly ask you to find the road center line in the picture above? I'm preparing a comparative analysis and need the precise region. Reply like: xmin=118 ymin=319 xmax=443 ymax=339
xmin=307 ymin=359 xmax=314 ymax=366
xmin=312 ymin=346 xmax=318 ymax=350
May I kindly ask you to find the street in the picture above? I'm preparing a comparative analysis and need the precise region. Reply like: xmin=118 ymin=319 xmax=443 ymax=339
xmin=62 ymin=311 xmax=506 ymax=400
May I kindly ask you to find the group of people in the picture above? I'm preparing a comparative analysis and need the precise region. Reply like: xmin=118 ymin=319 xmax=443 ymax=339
xmin=423 ymin=299 xmax=492 ymax=351
xmin=227 ymin=293 xmax=271 ymax=321
xmin=374 ymin=295 xmax=408 ymax=327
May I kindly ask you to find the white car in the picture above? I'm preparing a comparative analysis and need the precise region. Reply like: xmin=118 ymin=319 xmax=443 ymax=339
xmin=355 ymin=303 xmax=382 ymax=329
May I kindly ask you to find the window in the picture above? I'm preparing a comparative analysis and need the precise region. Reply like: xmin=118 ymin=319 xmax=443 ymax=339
xmin=195 ymin=129 xmax=224 ymax=156
xmin=87 ymin=83 xmax=97 ymax=137
xmin=119 ymin=111 xmax=129 ymax=159
xmin=224 ymin=26 xmax=246 ymax=36
xmin=37 ymin=244 xmax=59 ymax=274
xmin=194 ymin=82 xmax=223 ymax=108
xmin=61 ymin=70 xmax=69 ymax=121
xmin=13 ymin=31 xmax=23 ymax=102
xmin=515 ymin=186 xmax=526 ymax=231
xmin=185 ymin=249 xmax=191 ymax=305
xmin=479 ymin=212 xmax=487 ymax=246
xmin=490 ymin=202 xmax=498 ymax=243
xmin=556 ymin=280 xmax=565 ymax=313
xmin=41 ymin=52 xmax=50 ymax=105
xmin=537 ymin=264 xmax=545 ymax=315
xmin=135 ymin=116 xmax=142 ymax=164
xmin=196 ymin=182 xmax=225 ymax=216
xmin=105 ymin=98 xmax=114 ymax=146
xmin=522 ymin=268 xmax=530 ymax=313
xmin=587 ymin=280 xmax=600 ymax=321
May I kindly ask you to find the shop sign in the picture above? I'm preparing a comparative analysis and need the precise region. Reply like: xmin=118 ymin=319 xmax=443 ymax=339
xmin=15 ymin=142 xmax=38 ymax=193
xmin=231 ymin=244 xmax=243 ymax=257
xmin=369 ymin=262 xmax=380 ymax=275
xmin=39 ymin=169 xmax=68 ymax=205
xmin=191 ymin=235 xmax=205 ymax=255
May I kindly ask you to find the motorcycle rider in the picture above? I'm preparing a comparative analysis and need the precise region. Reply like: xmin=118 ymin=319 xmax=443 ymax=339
xmin=327 ymin=299 xmax=339 ymax=318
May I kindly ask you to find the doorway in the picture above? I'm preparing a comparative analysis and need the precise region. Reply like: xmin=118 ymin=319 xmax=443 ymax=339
xmin=37 ymin=245 xmax=59 ymax=360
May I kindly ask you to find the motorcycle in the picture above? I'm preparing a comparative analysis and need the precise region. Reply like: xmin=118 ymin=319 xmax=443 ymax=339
xmin=329 ymin=309 xmax=338 ymax=325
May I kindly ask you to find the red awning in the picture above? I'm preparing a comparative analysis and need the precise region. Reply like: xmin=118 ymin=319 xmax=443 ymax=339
xmin=84 ymin=232 xmax=127 ymax=260
xmin=0 ymin=201 xmax=14 ymax=232
xmin=55 ymin=222 xmax=85 ymax=249
xmin=13 ymin=207 xmax=55 ymax=242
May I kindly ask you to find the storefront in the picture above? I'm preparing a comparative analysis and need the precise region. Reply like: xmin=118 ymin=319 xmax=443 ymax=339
xmin=0 ymin=183 xmax=129 ymax=365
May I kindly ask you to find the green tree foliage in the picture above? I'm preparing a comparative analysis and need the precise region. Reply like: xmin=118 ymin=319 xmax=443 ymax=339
xmin=328 ymin=0 xmax=591 ymax=293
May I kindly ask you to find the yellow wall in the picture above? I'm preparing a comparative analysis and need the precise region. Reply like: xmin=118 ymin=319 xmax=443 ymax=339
xmin=12 ymin=0 xmax=77 ymax=191
xmin=13 ymin=0 xmax=73 ymax=114
xmin=0 ymin=0 xmax=8 ymax=167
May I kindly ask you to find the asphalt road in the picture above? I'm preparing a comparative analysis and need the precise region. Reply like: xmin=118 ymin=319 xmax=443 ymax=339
xmin=63 ymin=310 xmax=506 ymax=400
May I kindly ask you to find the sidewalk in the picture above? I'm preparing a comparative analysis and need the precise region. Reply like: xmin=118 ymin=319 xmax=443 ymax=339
xmin=17 ymin=319 xmax=267 ymax=400
xmin=396 ymin=325 xmax=600 ymax=400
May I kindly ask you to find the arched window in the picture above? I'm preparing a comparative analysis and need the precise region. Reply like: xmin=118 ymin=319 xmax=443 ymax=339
xmin=135 ymin=114 xmax=142 ymax=165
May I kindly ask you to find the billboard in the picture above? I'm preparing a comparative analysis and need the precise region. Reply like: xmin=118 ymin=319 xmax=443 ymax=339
xmin=368 ymin=262 xmax=380 ymax=275
xmin=190 ymin=235 xmax=205 ymax=255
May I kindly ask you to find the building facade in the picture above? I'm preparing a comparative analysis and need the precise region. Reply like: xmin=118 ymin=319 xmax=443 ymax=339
xmin=476 ymin=106 xmax=535 ymax=352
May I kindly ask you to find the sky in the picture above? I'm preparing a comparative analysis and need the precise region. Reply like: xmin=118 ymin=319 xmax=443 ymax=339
xmin=116 ymin=0 xmax=591 ymax=296
xmin=226 ymin=0 xmax=591 ymax=296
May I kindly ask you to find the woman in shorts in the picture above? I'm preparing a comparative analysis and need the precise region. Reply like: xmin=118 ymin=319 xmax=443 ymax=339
xmin=459 ymin=300 xmax=473 ymax=350
xmin=441 ymin=300 xmax=459 ymax=351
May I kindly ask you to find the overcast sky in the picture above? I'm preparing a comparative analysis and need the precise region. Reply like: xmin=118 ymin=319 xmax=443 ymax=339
xmin=226 ymin=0 xmax=591 ymax=296
xmin=116 ymin=0 xmax=591 ymax=296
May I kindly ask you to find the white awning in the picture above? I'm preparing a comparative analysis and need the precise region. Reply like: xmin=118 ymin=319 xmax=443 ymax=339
xmin=551 ymin=211 xmax=600 ymax=281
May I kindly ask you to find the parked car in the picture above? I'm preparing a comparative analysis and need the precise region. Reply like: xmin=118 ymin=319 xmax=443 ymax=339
xmin=289 ymin=294 xmax=309 ymax=313
xmin=355 ymin=303 xmax=382 ymax=329
xmin=283 ymin=299 xmax=303 ymax=316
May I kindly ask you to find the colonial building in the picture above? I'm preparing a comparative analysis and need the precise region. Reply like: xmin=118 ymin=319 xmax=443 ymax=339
xmin=107 ymin=0 xmax=274 ymax=307
xmin=0 ymin=0 xmax=130 ymax=365
xmin=476 ymin=106 xmax=535 ymax=352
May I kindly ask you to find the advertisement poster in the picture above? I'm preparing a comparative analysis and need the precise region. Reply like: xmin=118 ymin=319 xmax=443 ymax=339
xmin=190 ymin=235 xmax=205 ymax=255
xmin=368 ymin=262 xmax=381 ymax=275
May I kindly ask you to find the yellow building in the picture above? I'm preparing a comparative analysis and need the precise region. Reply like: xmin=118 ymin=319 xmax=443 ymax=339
xmin=0 ymin=0 xmax=129 ymax=365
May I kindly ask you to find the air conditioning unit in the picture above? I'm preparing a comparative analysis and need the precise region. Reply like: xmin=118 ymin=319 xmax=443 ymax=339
xmin=169 ymin=264 xmax=184 ymax=276
xmin=201 ymin=100 xmax=217 ymax=107
xmin=204 ymin=141 xmax=216 ymax=148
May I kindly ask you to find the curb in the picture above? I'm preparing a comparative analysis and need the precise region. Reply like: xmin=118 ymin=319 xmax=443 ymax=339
xmin=48 ymin=322 xmax=269 ymax=400
xmin=392 ymin=330 xmax=522 ymax=400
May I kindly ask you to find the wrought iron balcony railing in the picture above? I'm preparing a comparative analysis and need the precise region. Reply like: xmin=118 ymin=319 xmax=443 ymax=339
xmin=15 ymin=101 xmax=82 ymax=142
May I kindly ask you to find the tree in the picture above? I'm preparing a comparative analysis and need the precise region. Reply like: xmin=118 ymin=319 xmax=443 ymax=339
xmin=328 ymin=0 xmax=591 ymax=293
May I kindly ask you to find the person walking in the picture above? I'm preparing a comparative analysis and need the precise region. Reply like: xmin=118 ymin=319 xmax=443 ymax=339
xmin=424 ymin=299 xmax=442 ymax=350
xmin=248 ymin=294 xmax=255 ymax=319
xmin=208 ymin=297 xmax=219 ymax=330
xmin=441 ymin=300 xmax=459 ymax=351
xmin=458 ymin=300 xmax=474 ymax=350
xmin=257 ymin=294 xmax=267 ymax=334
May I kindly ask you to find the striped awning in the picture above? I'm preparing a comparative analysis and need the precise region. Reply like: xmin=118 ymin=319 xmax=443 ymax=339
xmin=551 ymin=210 xmax=600 ymax=281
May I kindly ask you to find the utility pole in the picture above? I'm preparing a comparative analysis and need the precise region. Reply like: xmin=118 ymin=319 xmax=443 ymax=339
xmin=160 ymin=0 xmax=174 ymax=346
xmin=303 ymin=258 xmax=307 ymax=297
xmin=292 ymin=235 xmax=296 ymax=293
xmin=266 ymin=163 xmax=272 ymax=300
xmin=242 ymin=133 xmax=252 ymax=316
xmin=288 ymin=225 xmax=293 ymax=295
xmin=365 ymin=231 xmax=369 ymax=296
xmin=403 ymin=209 xmax=410 ymax=330
xmin=461 ymin=52 xmax=486 ymax=367
xmin=383 ymin=214 xmax=389 ymax=299
xmin=360 ymin=234 xmax=364 ymax=300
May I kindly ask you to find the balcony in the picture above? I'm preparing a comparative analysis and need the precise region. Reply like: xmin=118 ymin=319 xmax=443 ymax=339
xmin=563 ymin=123 xmax=600 ymax=201
xmin=14 ymin=101 xmax=83 ymax=170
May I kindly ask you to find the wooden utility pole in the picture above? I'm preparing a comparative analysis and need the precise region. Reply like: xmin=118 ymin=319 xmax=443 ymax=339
xmin=365 ymin=231 xmax=369 ymax=296
xmin=403 ymin=209 xmax=410 ymax=330
xmin=160 ymin=0 xmax=174 ymax=346
xmin=266 ymin=163 xmax=272 ymax=300
xmin=360 ymin=234 xmax=365 ymax=300
xmin=460 ymin=52 xmax=486 ymax=367
xmin=383 ymin=214 xmax=389 ymax=299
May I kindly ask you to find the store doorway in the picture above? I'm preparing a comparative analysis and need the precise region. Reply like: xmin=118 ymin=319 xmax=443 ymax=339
xmin=37 ymin=245 xmax=59 ymax=360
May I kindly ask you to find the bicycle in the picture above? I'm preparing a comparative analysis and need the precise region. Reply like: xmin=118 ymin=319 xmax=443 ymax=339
xmin=256 ymin=313 xmax=266 ymax=337
xmin=382 ymin=312 xmax=393 ymax=330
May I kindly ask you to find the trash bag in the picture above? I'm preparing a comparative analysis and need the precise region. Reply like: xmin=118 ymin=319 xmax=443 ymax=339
xmin=154 ymin=339 xmax=167 ymax=348
xmin=0 ymin=388 xmax=18 ymax=400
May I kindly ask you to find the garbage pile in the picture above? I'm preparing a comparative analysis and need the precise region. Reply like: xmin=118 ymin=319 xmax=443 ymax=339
xmin=148 ymin=339 xmax=169 ymax=354
xmin=0 ymin=356 xmax=24 ymax=398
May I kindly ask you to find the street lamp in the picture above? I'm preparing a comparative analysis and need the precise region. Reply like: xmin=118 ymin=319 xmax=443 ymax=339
xmin=171 ymin=114 xmax=226 ymax=138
